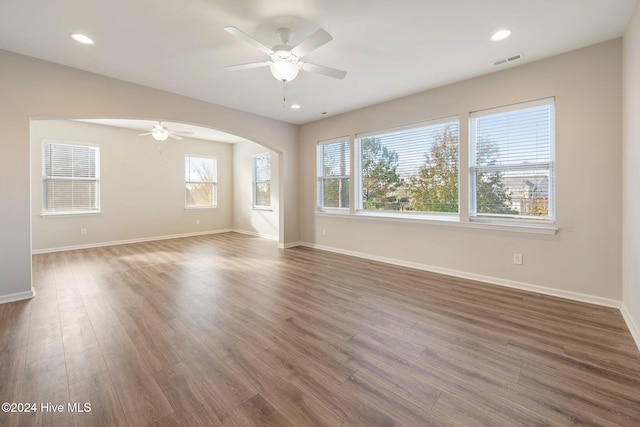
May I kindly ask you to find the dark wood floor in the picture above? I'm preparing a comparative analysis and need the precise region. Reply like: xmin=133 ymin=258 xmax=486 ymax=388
xmin=1 ymin=232 xmax=639 ymax=426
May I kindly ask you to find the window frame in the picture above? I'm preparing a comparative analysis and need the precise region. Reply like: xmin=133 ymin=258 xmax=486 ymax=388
xmin=469 ymin=97 xmax=556 ymax=224
xmin=317 ymin=137 xmax=351 ymax=212
xmin=41 ymin=140 xmax=101 ymax=216
xmin=354 ymin=116 xmax=460 ymax=219
xmin=184 ymin=155 xmax=217 ymax=209
xmin=315 ymin=98 xmax=558 ymax=235
xmin=252 ymin=152 xmax=271 ymax=209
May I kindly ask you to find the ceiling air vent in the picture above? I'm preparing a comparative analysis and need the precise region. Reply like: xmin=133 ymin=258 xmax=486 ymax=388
xmin=493 ymin=53 xmax=524 ymax=66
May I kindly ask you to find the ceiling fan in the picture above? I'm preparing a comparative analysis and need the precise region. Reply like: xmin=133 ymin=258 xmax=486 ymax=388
xmin=224 ymin=26 xmax=347 ymax=82
xmin=138 ymin=122 xmax=185 ymax=141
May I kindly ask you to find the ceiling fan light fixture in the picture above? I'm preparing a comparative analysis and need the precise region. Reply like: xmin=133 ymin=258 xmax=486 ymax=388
xmin=152 ymin=127 xmax=169 ymax=141
xmin=270 ymin=60 xmax=300 ymax=82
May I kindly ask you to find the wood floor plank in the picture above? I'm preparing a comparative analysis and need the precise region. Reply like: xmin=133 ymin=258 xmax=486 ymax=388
xmin=103 ymin=295 xmax=182 ymax=373
xmin=60 ymin=310 xmax=101 ymax=355
xmin=222 ymin=394 xmax=292 ymax=427
xmin=166 ymin=340 xmax=258 ymax=421
xmin=103 ymin=351 xmax=174 ymax=423
xmin=68 ymin=371 xmax=128 ymax=426
xmin=347 ymin=331 xmax=569 ymax=426
xmin=256 ymin=344 xmax=398 ymax=427
xmin=0 ymin=343 xmax=27 ymax=427
xmin=518 ymin=365 xmax=640 ymax=426
xmin=2 ymin=231 xmax=635 ymax=426
xmin=431 ymin=391 xmax=543 ymax=427
xmin=64 ymin=343 xmax=108 ymax=386
xmin=19 ymin=378 xmax=72 ymax=427
xmin=232 ymin=310 xmax=358 ymax=384
xmin=223 ymin=352 xmax=345 ymax=427
xmin=153 ymin=362 xmax=226 ymax=426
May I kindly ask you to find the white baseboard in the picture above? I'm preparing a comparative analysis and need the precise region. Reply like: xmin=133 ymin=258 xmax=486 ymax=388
xmin=0 ymin=288 xmax=35 ymax=304
xmin=231 ymin=228 xmax=278 ymax=241
xmin=621 ymin=303 xmax=640 ymax=352
xmin=31 ymin=229 xmax=234 ymax=254
xmin=279 ymin=241 xmax=304 ymax=249
xmin=298 ymin=242 xmax=622 ymax=309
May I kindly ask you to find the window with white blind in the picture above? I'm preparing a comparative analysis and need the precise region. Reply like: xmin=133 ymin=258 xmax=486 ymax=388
xmin=317 ymin=139 xmax=350 ymax=209
xmin=185 ymin=156 xmax=217 ymax=208
xmin=355 ymin=118 xmax=459 ymax=215
xmin=42 ymin=142 xmax=100 ymax=214
xmin=469 ymin=97 xmax=555 ymax=221
xmin=253 ymin=153 xmax=271 ymax=208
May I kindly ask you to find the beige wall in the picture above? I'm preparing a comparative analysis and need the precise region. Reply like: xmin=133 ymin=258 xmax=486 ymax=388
xmin=299 ymin=39 xmax=623 ymax=303
xmin=623 ymin=4 xmax=640 ymax=345
xmin=233 ymin=141 xmax=279 ymax=239
xmin=30 ymin=120 xmax=233 ymax=251
xmin=0 ymin=49 xmax=298 ymax=302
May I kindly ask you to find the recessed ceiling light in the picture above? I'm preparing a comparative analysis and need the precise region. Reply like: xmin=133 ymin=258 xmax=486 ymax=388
xmin=290 ymin=104 xmax=301 ymax=110
xmin=490 ymin=29 xmax=512 ymax=42
xmin=70 ymin=33 xmax=94 ymax=45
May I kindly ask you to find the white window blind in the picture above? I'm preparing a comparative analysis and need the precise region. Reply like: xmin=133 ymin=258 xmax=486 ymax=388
xmin=253 ymin=153 xmax=271 ymax=207
xmin=470 ymin=97 xmax=555 ymax=220
xmin=42 ymin=142 xmax=100 ymax=213
xmin=317 ymin=139 xmax=350 ymax=209
xmin=356 ymin=119 xmax=459 ymax=214
xmin=185 ymin=156 xmax=217 ymax=208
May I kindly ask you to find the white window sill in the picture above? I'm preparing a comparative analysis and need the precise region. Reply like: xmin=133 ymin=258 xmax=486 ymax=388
xmin=316 ymin=210 xmax=557 ymax=235
xmin=357 ymin=210 xmax=460 ymax=222
xmin=316 ymin=207 xmax=350 ymax=215
xmin=41 ymin=211 xmax=101 ymax=218
xmin=185 ymin=206 xmax=218 ymax=211
xmin=252 ymin=206 xmax=273 ymax=211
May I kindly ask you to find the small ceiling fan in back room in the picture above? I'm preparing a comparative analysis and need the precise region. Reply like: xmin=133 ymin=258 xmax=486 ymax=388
xmin=138 ymin=122 xmax=186 ymax=141
xmin=224 ymin=25 xmax=347 ymax=83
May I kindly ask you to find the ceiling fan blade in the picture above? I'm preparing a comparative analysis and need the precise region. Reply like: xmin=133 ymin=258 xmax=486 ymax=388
xmin=138 ymin=132 xmax=152 ymax=136
xmin=301 ymin=62 xmax=347 ymax=80
xmin=225 ymin=61 xmax=272 ymax=71
xmin=168 ymin=134 xmax=183 ymax=141
xmin=291 ymin=29 xmax=332 ymax=57
xmin=224 ymin=26 xmax=273 ymax=55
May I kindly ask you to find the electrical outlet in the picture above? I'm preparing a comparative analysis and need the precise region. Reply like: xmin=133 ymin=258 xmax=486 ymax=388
xmin=80 ymin=228 xmax=87 ymax=235
xmin=322 ymin=228 xmax=326 ymax=236
xmin=196 ymin=219 xmax=200 ymax=225
xmin=513 ymin=253 xmax=523 ymax=265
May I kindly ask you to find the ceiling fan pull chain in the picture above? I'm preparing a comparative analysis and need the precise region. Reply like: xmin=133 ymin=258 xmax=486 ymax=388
xmin=282 ymin=80 xmax=287 ymax=108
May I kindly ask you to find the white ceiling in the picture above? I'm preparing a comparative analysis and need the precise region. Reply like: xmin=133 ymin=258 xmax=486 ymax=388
xmin=0 ymin=0 xmax=637 ymax=127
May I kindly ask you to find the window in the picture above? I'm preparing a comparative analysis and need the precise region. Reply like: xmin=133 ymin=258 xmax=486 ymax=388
xmin=185 ymin=156 xmax=217 ymax=208
xmin=470 ymin=98 xmax=555 ymax=221
xmin=253 ymin=153 xmax=271 ymax=208
xmin=355 ymin=119 xmax=459 ymax=214
xmin=42 ymin=142 xmax=100 ymax=214
xmin=317 ymin=139 xmax=350 ymax=209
